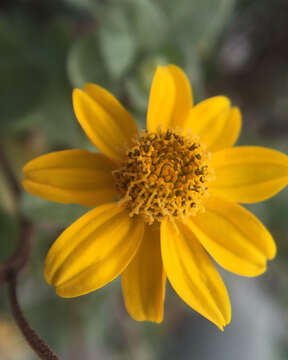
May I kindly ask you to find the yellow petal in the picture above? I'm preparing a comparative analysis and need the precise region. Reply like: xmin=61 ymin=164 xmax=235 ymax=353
xmin=184 ymin=96 xmax=241 ymax=151
xmin=208 ymin=107 xmax=241 ymax=152
xmin=44 ymin=203 xmax=144 ymax=297
xmin=184 ymin=96 xmax=230 ymax=133
xmin=22 ymin=150 xmax=117 ymax=207
xmin=122 ymin=225 xmax=166 ymax=323
xmin=73 ymin=87 xmax=138 ymax=161
xmin=147 ymin=65 xmax=193 ymax=132
xmin=210 ymin=146 xmax=288 ymax=203
xmin=185 ymin=197 xmax=276 ymax=277
xmin=161 ymin=218 xmax=231 ymax=330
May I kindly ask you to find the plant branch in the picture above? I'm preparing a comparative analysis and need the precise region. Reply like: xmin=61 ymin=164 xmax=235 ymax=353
xmin=0 ymin=144 xmax=61 ymax=359
xmin=0 ymin=217 xmax=33 ymax=286
xmin=0 ymin=143 xmax=21 ymax=204
xmin=8 ymin=273 xmax=60 ymax=360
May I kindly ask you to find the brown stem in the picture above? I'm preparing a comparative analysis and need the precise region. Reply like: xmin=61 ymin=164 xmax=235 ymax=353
xmin=8 ymin=273 xmax=60 ymax=360
xmin=0 ymin=217 xmax=33 ymax=286
xmin=0 ymin=143 xmax=31 ymax=284
xmin=0 ymin=145 xmax=61 ymax=359
xmin=0 ymin=142 xmax=21 ymax=204
xmin=0 ymin=143 xmax=31 ymax=285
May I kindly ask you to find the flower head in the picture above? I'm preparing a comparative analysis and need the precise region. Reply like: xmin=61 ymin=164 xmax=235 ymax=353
xmin=113 ymin=129 xmax=213 ymax=223
xmin=22 ymin=65 xmax=288 ymax=330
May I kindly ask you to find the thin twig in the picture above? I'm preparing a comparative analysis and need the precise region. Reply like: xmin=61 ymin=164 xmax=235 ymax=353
xmin=7 ymin=273 xmax=60 ymax=360
xmin=0 ymin=143 xmax=31 ymax=285
xmin=0 ymin=144 xmax=61 ymax=359
xmin=0 ymin=217 xmax=33 ymax=286
xmin=0 ymin=142 xmax=21 ymax=204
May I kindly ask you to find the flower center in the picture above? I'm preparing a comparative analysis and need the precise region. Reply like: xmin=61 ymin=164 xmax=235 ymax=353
xmin=113 ymin=130 xmax=213 ymax=224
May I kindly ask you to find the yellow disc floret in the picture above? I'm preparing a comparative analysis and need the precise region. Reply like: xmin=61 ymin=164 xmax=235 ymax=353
xmin=113 ymin=130 xmax=214 ymax=224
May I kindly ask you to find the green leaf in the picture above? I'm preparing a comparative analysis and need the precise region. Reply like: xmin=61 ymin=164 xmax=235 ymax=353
xmin=20 ymin=192 xmax=87 ymax=227
xmin=36 ymin=84 xmax=85 ymax=148
xmin=161 ymin=0 xmax=235 ymax=54
xmin=128 ymin=0 xmax=168 ymax=50
xmin=99 ymin=6 xmax=136 ymax=79
xmin=125 ymin=77 xmax=149 ymax=114
xmin=67 ymin=34 xmax=111 ymax=89
xmin=0 ymin=19 xmax=75 ymax=140
xmin=0 ymin=21 xmax=47 ymax=130
xmin=198 ymin=0 xmax=236 ymax=54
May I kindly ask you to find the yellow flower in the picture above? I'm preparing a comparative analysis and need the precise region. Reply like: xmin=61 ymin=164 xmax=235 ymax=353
xmin=22 ymin=65 xmax=288 ymax=330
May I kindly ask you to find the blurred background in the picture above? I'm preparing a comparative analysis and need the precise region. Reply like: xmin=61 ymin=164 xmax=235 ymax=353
xmin=0 ymin=0 xmax=288 ymax=359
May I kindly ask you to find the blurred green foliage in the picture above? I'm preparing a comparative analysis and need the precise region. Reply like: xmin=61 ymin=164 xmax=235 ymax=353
xmin=0 ymin=0 xmax=287 ymax=359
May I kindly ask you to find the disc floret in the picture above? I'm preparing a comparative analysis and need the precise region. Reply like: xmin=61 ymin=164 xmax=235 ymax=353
xmin=113 ymin=130 xmax=214 ymax=224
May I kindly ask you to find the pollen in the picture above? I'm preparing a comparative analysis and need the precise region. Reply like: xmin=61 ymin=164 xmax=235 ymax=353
xmin=113 ymin=130 xmax=214 ymax=224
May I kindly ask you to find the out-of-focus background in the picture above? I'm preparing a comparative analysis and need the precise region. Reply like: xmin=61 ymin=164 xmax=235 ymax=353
xmin=0 ymin=0 xmax=288 ymax=359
